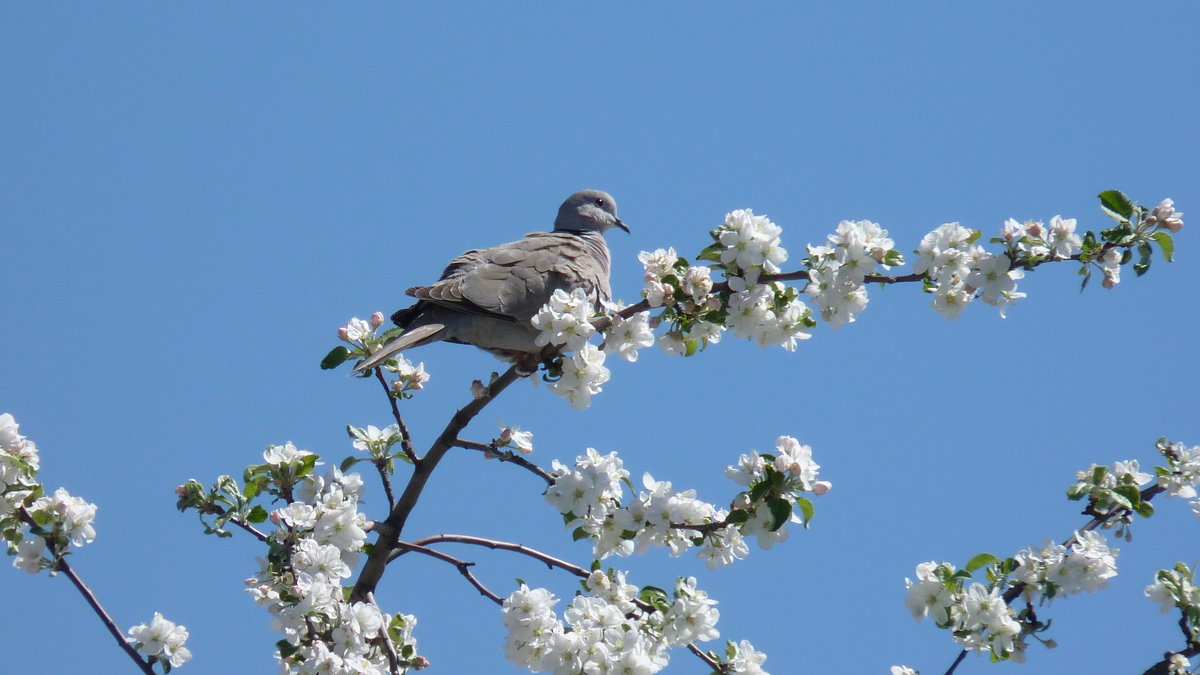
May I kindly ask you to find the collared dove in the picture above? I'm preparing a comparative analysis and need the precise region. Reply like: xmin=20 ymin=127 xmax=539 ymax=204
xmin=353 ymin=189 xmax=628 ymax=372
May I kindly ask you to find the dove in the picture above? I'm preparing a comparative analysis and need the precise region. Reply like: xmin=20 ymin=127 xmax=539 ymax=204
xmin=353 ymin=189 xmax=628 ymax=373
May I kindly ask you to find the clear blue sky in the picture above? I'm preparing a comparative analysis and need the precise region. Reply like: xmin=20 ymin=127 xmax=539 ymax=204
xmin=3 ymin=4 xmax=1198 ymax=674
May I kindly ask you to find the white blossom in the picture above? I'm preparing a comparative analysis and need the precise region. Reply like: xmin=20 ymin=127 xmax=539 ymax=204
xmin=532 ymin=288 xmax=597 ymax=351
xmin=604 ymin=311 xmax=655 ymax=362
xmin=128 ymin=612 xmax=193 ymax=668
xmin=550 ymin=343 xmax=610 ymax=409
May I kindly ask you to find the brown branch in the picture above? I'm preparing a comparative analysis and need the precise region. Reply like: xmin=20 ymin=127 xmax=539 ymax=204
xmin=453 ymin=439 xmax=555 ymax=485
xmin=688 ymin=642 xmax=727 ymax=672
xmin=350 ymin=366 xmax=523 ymax=602
xmin=366 ymin=592 xmax=403 ymax=674
xmin=58 ymin=557 xmax=156 ymax=674
xmin=394 ymin=533 xmax=591 ymax=579
xmin=374 ymin=367 xmax=417 ymax=465
xmin=394 ymin=541 xmax=503 ymax=605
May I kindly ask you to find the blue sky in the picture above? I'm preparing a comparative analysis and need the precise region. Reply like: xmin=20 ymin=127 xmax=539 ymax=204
xmin=3 ymin=4 xmax=1198 ymax=673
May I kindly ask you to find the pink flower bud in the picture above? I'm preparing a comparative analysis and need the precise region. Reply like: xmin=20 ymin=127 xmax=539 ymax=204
xmin=369 ymin=311 xmax=385 ymax=327
xmin=812 ymin=481 xmax=832 ymax=496
xmin=175 ymin=484 xmax=188 ymax=497
xmin=337 ymin=327 xmax=350 ymax=342
xmin=1026 ymin=222 xmax=1044 ymax=237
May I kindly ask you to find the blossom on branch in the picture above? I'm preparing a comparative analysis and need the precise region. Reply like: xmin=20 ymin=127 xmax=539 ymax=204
xmin=127 ymin=612 xmax=193 ymax=669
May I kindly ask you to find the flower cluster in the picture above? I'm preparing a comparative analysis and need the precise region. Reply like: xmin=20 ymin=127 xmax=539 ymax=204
xmin=1012 ymin=530 xmax=1119 ymax=599
xmin=904 ymin=561 xmax=1025 ymax=659
xmin=637 ymin=247 xmax=725 ymax=356
xmin=716 ymin=209 xmax=788 ymax=281
xmin=532 ymin=288 xmax=597 ymax=351
xmin=348 ymin=424 xmax=403 ymax=461
xmin=237 ymin=445 xmax=423 ymax=674
xmin=804 ymin=219 xmax=900 ymax=328
xmin=529 ymin=289 xmax=614 ymax=409
xmin=708 ymin=211 xmax=814 ymax=350
xmin=127 ymin=612 xmax=193 ymax=670
xmin=914 ymin=222 xmax=1028 ymax=319
xmin=1149 ymin=198 xmax=1185 ymax=233
xmin=545 ymin=439 xmax=829 ymax=571
xmin=907 ymin=530 xmax=1120 ymax=661
xmin=999 ymin=215 xmax=1083 ymax=261
xmin=326 ymin=314 xmax=430 ymax=396
xmin=1156 ymin=440 xmax=1200 ymax=508
xmin=1065 ymin=459 xmax=1155 ymax=540
xmin=1 ymin=414 xmax=97 ymax=575
xmin=502 ymin=572 xmax=734 ymax=674
xmin=602 ymin=310 xmax=655 ymax=363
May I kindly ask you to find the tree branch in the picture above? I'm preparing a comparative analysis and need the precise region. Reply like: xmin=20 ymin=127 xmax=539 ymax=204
xmin=394 ymin=541 xmax=503 ymax=605
xmin=393 ymin=533 xmax=591 ymax=579
xmin=374 ymin=367 xmax=417 ymax=465
xmin=454 ymin=438 xmax=555 ymax=485
xmin=351 ymin=366 xmax=524 ymax=602
xmin=58 ymin=557 xmax=156 ymax=675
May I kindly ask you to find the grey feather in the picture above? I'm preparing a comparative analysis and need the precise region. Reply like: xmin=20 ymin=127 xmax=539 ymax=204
xmin=352 ymin=190 xmax=628 ymax=373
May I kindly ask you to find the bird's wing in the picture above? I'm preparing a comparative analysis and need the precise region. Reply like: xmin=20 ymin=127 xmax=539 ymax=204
xmin=405 ymin=232 xmax=607 ymax=323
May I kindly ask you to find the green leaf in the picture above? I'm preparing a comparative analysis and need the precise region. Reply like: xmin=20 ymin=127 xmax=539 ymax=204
xmin=795 ymin=496 xmax=814 ymax=527
xmin=1105 ymin=489 xmax=1132 ymax=511
xmin=748 ymin=479 xmax=774 ymax=503
xmin=340 ymin=456 xmax=363 ymax=472
xmin=320 ymin=346 xmax=351 ymax=370
xmin=1135 ymin=501 xmax=1155 ymax=518
xmin=1065 ymin=483 xmax=1090 ymax=500
xmin=1134 ymin=241 xmax=1153 ymax=277
xmin=1098 ymin=190 xmax=1134 ymax=220
xmin=766 ymin=497 xmax=791 ymax=531
xmin=966 ymin=229 xmax=982 ymax=244
xmin=246 ymin=505 xmax=269 ymax=523
xmin=725 ymin=508 xmax=750 ymax=525
xmin=1152 ymin=231 xmax=1176 ymax=262
xmin=572 ymin=526 xmax=588 ymax=541
xmin=1113 ymin=483 xmax=1142 ymax=509
xmin=966 ymin=553 xmax=1000 ymax=573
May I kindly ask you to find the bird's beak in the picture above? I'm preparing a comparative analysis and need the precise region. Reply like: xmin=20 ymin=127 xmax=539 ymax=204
xmin=614 ymin=218 xmax=630 ymax=234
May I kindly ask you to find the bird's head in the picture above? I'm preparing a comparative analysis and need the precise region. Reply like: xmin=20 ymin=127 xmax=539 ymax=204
xmin=554 ymin=189 xmax=630 ymax=235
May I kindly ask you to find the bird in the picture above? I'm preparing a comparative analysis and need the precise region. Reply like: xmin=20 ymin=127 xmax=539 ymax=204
xmin=353 ymin=189 xmax=629 ymax=373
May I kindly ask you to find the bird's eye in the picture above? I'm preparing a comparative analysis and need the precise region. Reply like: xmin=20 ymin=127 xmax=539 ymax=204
xmin=595 ymin=198 xmax=605 ymax=207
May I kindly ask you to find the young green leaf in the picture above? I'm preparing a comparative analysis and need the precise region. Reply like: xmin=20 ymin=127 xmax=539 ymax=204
xmin=320 ymin=346 xmax=351 ymax=370
xmin=1098 ymin=190 xmax=1134 ymax=220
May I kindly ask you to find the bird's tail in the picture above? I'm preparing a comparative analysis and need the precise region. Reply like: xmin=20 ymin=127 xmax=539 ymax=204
xmin=351 ymin=323 xmax=446 ymax=373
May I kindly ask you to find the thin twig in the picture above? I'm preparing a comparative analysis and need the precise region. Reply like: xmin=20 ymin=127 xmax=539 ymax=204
xmin=366 ymin=591 xmax=403 ymax=674
xmin=942 ymin=648 xmax=968 ymax=675
xmin=58 ymin=557 xmax=156 ymax=675
xmin=395 ymin=541 xmax=503 ymax=605
xmin=395 ymin=534 xmax=591 ymax=578
xmin=373 ymin=367 xmax=417 ymax=464
xmin=373 ymin=459 xmax=396 ymax=512
xmin=229 ymin=516 xmax=270 ymax=543
xmin=351 ymin=366 xmax=524 ymax=602
xmin=454 ymin=438 xmax=555 ymax=485
xmin=687 ymin=643 xmax=726 ymax=672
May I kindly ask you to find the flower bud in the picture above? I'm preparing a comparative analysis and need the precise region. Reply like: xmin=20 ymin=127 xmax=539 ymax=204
xmin=337 ymin=327 xmax=351 ymax=342
xmin=812 ymin=481 xmax=832 ymax=496
xmin=369 ymin=311 xmax=385 ymax=327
